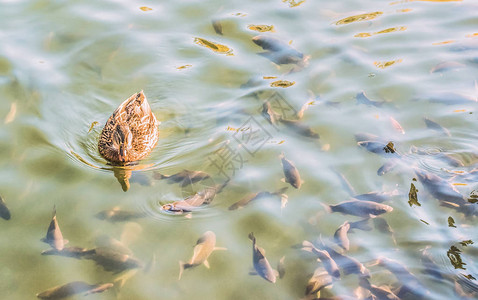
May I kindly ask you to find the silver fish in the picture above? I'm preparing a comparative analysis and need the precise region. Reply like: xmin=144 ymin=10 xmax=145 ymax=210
xmin=36 ymin=281 xmax=112 ymax=299
xmin=179 ymin=231 xmax=225 ymax=279
xmin=252 ymin=35 xmax=308 ymax=67
xmin=0 ymin=195 xmax=11 ymax=220
xmin=280 ymin=153 xmax=302 ymax=189
xmin=302 ymin=241 xmax=340 ymax=278
xmin=334 ymin=221 xmax=351 ymax=251
xmin=228 ymin=188 xmax=288 ymax=210
xmin=249 ymin=232 xmax=277 ymax=283
xmin=41 ymin=206 xmax=68 ymax=251
xmin=423 ymin=117 xmax=451 ymax=137
xmin=414 ymin=168 xmax=467 ymax=206
xmin=327 ymin=200 xmax=393 ymax=218
xmin=317 ymin=241 xmax=370 ymax=278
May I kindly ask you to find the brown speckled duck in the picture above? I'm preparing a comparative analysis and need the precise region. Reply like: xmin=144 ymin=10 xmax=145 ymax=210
xmin=98 ymin=91 xmax=160 ymax=164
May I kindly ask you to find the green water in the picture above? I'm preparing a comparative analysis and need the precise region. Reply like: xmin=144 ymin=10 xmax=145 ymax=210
xmin=0 ymin=0 xmax=477 ymax=299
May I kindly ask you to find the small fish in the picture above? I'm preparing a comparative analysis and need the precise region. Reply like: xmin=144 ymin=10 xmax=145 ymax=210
xmin=228 ymin=187 xmax=288 ymax=210
xmin=41 ymin=247 xmax=95 ymax=259
xmin=377 ymin=159 xmax=398 ymax=176
xmin=179 ymin=231 xmax=225 ymax=279
xmin=41 ymin=206 xmax=68 ymax=251
xmin=334 ymin=221 xmax=351 ymax=251
xmin=248 ymin=232 xmax=278 ymax=283
xmin=252 ymin=35 xmax=308 ymax=67
xmin=359 ymin=278 xmax=400 ymax=300
xmin=356 ymin=91 xmax=385 ymax=107
xmin=212 ymin=19 xmax=223 ymax=35
xmin=423 ymin=117 xmax=451 ymax=137
xmin=357 ymin=140 xmax=399 ymax=158
xmin=305 ymin=269 xmax=333 ymax=296
xmin=83 ymin=247 xmax=143 ymax=274
xmin=153 ymin=170 xmax=211 ymax=187
xmin=95 ymin=208 xmax=146 ymax=223
xmin=318 ymin=241 xmax=370 ymax=277
xmin=377 ymin=257 xmax=429 ymax=298
xmin=331 ymin=168 xmax=356 ymax=196
xmin=279 ymin=118 xmax=319 ymax=139
xmin=163 ymin=180 xmax=229 ymax=214
xmin=389 ymin=116 xmax=405 ymax=134
xmin=262 ymin=101 xmax=280 ymax=125
xmin=353 ymin=191 xmax=396 ymax=203
xmin=326 ymin=200 xmax=393 ymax=218
xmin=0 ymin=195 xmax=11 ymax=220
xmin=301 ymin=241 xmax=340 ymax=279
xmin=36 ymin=281 xmax=112 ymax=299
xmin=414 ymin=168 xmax=467 ymax=206
xmin=280 ymin=153 xmax=302 ymax=189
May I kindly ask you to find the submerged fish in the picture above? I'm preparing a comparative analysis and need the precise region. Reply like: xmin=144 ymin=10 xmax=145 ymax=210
xmin=41 ymin=247 xmax=94 ymax=259
xmin=279 ymin=118 xmax=320 ymax=139
xmin=36 ymin=281 xmax=113 ymax=299
xmin=359 ymin=278 xmax=400 ymax=300
xmin=356 ymin=91 xmax=385 ymax=107
xmin=305 ymin=269 xmax=334 ymax=296
xmin=0 ymin=195 xmax=11 ymax=220
xmin=95 ymin=208 xmax=146 ymax=223
xmin=252 ymin=35 xmax=309 ymax=67
xmin=162 ymin=180 xmax=229 ymax=214
xmin=83 ymin=247 xmax=143 ymax=274
xmin=414 ymin=168 xmax=467 ymax=206
xmin=423 ymin=117 xmax=451 ymax=137
xmin=302 ymin=241 xmax=340 ymax=279
xmin=179 ymin=231 xmax=225 ymax=279
xmin=153 ymin=170 xmax=211 ymax=187
xmin=41 ymin=206 xmax=68 ymax=251
xmin=262 ymin=100 xmax=280 ymax=125
xmin=249 ymin=232 xmax=278 ymax=283
xmin=334 ymin=221 xmax=351 ymax=251
xmin=228 ymin=187 xmax=288 ymax=210
xmin=280 ymin=153 xmax=302 ymax=189
xmin=327 ymin=200 xmax=393 ymax=218
xmin=317 ymin=241 xmax=370 ymax=277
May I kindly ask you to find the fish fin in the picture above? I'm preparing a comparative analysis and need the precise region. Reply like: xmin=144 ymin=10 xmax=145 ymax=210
xmin=40 ymin=237 xmax=47 ymax=243
xmin=203 ymin=260 xmax=210 ymax=269
xmin=178 ymin=261 xmax=185 ymax=280
xmin=249 ymin=270 xmax=258 ymax=276
xmin=213 ymin=247 xmax=227 ymax=251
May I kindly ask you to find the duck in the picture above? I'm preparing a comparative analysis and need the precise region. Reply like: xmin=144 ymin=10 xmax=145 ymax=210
xmin=98 ymin=91 xmax=160 ymax=164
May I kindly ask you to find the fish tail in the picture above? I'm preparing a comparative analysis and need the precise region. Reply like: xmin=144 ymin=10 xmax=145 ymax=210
xmin=248 ymin=232 xmax=255 ymax=243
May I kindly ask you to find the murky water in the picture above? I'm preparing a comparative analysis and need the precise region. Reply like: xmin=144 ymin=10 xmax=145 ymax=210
xmin=1 ymin=0 xmax=477 ymax=299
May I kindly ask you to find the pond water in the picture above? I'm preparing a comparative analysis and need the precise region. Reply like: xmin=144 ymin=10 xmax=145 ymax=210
xmin=0 ymin=0 xmax=477 ymax=299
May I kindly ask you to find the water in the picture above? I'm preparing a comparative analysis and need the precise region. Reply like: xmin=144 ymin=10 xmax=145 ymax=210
xmin=0 ymin=0 xmax=477 ymax=299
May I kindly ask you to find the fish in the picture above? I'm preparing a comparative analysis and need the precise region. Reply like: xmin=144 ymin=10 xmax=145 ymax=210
xmin=353 ymin=191 xmax=396 ymax=203
xmin=277 ymin=256 xmax=286 ymax=279
xmin=358 ymin=278 xmax=400 ymax=300
xmin=389 ymin=116 xmax=405 ymax=134
xmin=179 ymin=231 xmax=225 ymax=279
xmin=326 ymin=200 xmax=393 ymax=218
xmin=280 ymin=153 xmax=302 ymax=189
xmin=252 ymin=35 xmax=309 ymax=67
xmin=305 ymin=269 xmax=334 ymax=296
xmin=95 ymin=208 xmax=146 ymax=223
xmin=356 ymin=91 xmax=385 ymax=107
xmin=0 ymin=195 xmax=11 ymax=220
xmin=333 ymin=221 xmax=351 ymax=251
xmin=377 ymin=160 xmax=399 ymax=176
xmin=348 ymin=218 xmax=373 ymax=232
xmin=41 ymin=206 xmax=68 ymax=251
xmin=212 ymin=19 xmax=223 ymax=35
xmin=279 ymin=118 xmax=320 ymax=139
xmin=153 ymin=170 xmax=211 ymax=187
xmin=423 ymin=117 xmax=451 ymax=137
xmin=414 ymin=168 xmax=467 ymax=206
xmin=377 ymin=257 xmax=429 ymax=298
xmin=301 ymin=241 xmax=340 ymax=279
xmin=36 ymin=281 xmax=112 ymax=299
xmin=317 ymin=240 xmax=370 ymax=278
xmin=261 ymin=100 xmax=280 ymax=125
xmin=162 ymin=180 xmax=229 ymax=213
xmin=83 ymin=247 xmax=143 ymax=274
xmin=228 ymin=187 xmax=288 ymax=210
xmin=331 ymin=168 xmax=356 ymax=196
xmin=41 ymin=247 xmax=95 ymax=259
xmin=248 ymin=232 xmax=278 ymax=283
xmin=430 ymin=61 xmax=466 ymax=73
